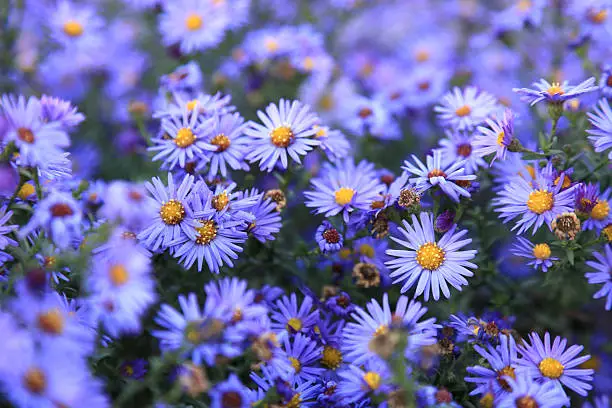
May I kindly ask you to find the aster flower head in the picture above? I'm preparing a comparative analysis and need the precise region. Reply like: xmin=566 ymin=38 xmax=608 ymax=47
xmin=160 ymin=61 xmax=203 ymax=94
xmin=305 ymin=159 xmax=385 ymax=223
xmin=0 ymin=206 xmax=17 ymax=264
xmin=438 ymin=131 xmax=486 ymax=174
xmin=575 ymin=182 xmax=601 ymax=214
xmin=514 ymin=77 xmax=598 ymax=106
xmin=585 ymin=245 xmax=612 ymax=311
xmin=312 ymin=125 xmax=351 ymax=163
xmin=495 ymin=375 xmax=570 ymax=408
xmin=510 ymin=237 xmax=558 ymax=273
xmin=99 ymin=181 xmax=156 ymax=233
xmin=494 ymin=164 xmax=578 ymax=235
xmin=336 ymin=360 xmax=392 ymax=405
xmin=240 ymin=189 xmax=281 ymax=243
xmin=466 ymin=334 xmax=519 ymax=397
xmin=39 ymin=95 xmax=85 ymax=130
xmin=316 ymin=220 xmax=343 ymax=253
xmin=325 ymin=292 xmax=356 ymax=318
xmin=582 ymin=186 xmax=611 ymax=231
xmin=385 ymin=212 xmax=477 ymax=301
xmin=599 ymin=65 xmax=612 ymax=99
xmin=283 ymin=333 xmax=324 ymax=385
xmin=517 ymin=332 xmax=594 ymax=397
xmin=473 ymin=108 xmax=515 ymax=164
xmin=48 ymin=0 xmax=104 ymax=50
xmin=343 ymin=293 xmax=439 ymax=365
xmin=402 ymin=150 xmax=476 ymax=202
xmin=434 ymin=86 xmax=498 ymax=131
xmin=270 ymin=293 xmax=319 ymax=335
xmin=245 ymin=99 xmax=320 ymax=172
xmin=209 ymin=373 xmax=252 ymax=408
xmin=587 ymin=98 xmax=612 ymax=160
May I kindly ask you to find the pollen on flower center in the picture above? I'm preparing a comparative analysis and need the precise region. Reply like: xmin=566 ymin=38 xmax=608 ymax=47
xmin=546 ymin=83 xmax=564 ymax=96
xmin=359 ymin=243 xmax=375 ymax=258
xmin=270 ymin=126 xmax=294 ymax=147
xmin=517 ymin=0 xmax=532 ymax=12
xmin=321 ymin=345 xmax=343 ymax=369
xmin=109 ymin=264 xmax=129 ymax=286
xmin=335 ymin=187 xmax=355 ymax=206
xmin=17 ymin=127 xmax=35 ymax=143
xmin=212 ymin=192 xmax=229 ymax=211
xmin=323 ymin=228 xmax=341 ymax=244
xmin=286 ymin=317 xmax=303 ymax=332
xmin=18 ymin=183 xmax=35 ymax=199
xmin=50 ymin=203 xmax=74 ymax=217
xmin=195 ymin=220 xmax=218 ymax=245
xmin=416 ymin=242 xmax=445 ymax=270
xmin=159 ymin=199 xmax=185 ymax=225
xmin=591 ymin=200 xmax=610 ymax=220
xmin=527 ymin=190 xmax=554 ymax=214
xmin=515 ymin=396 xmax=539 ymax=408
xmin=456 ymin=143 xmax=472 ymax=157
xmin=538 ymin=357 xmax=564 ymax=379
xmin=174 ymin=127 xmax=196 ymax=148
xmin=37 ymin=309 xmax=65 ymax=334
xmin=210 ymin=134 xmax=231 ymax=152
xmin=185 ymin=13 xmax=203 ymax=31
xmin=496 ymin=365 xmax=516 ymax=391
xmin=374 ymin=324 xmax=388 ymax=337
xmin=455 ymin=105 xmax=471 ymax=117
xmin=415 ymin=49 xmax=430 ymax=63
xmin=427 ymin=169 xmax=447 ymax=179
xmin=23 ymin=368 xmax=46 ymax=394
xmin=289 ymin=357 xmax=302 ymax=373
xmin=63 ymin=20 xmax=84 ymax=37
xmin=589 ymin=9 xmax=608 ymax=24
xmin=43 ymin=256 xmax=56 ymax=269
xmin=497 ymin=131 xmax=506 ymax=146
xmin=186 ymin=99 xmax=199 ymax=111
xmin=363 ymin=371 xmax=381 ymax=391
xmin=532 ymin=243 xmax=551 ymax=260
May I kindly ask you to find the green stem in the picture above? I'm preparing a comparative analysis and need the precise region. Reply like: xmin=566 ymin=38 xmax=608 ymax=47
xmin=32 ymin=168 xmax=43 ymax=200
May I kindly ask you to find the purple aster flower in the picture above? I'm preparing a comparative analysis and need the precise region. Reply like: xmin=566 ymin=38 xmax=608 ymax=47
xmin=336 ymin=360 xmax=392 ymax=404
xmin=1 ymin=94 xmax=71 ymax=169
xmin=39 ymin=95 xmax=85 ymax=130
xmin=466 ymin=334 xmax=519 ymax=397
xmin=575 ymin=182 xmax=601 ymax=214
xmin=583 ymin=187 xmax=611 ymax=231
xmin=137 ymin=174 xmax=202 ymax=251
xmin=19 ymin=190 xmax=82 ymax=249
xmin=434 ymin=86 xmax=498 ymax=131
xmin=209 ymin=373 xmax=252 ymax=408
xmin=35 ymin=246 xmax=70 ymax=283
xmin=156 ymin=91 xmax=235 ymax=120
xmin=587 ymin=98 xmax=612 ymax=160
xmin=48 ymin=0 xmax=104 ymax=50
xmin=250 ymin=365 xmax=320 ymax=407
xmin=99 ymin=181 xmax=156 ymax=233
xmin=599 ymin=65 xmax=612 ymax=99
xmin=241 ymin=189 xmax=281 ymax=243
xmin=160 ymin=61 xmax=203 ymax=94
xmin=495 ymin=375 xmax=570 ymax=408
xmin=325 ymin=292 xmax=355 ymax=318
xmin=385 ymin=212 xmax=477 ymax=301
xmin=315 ymin=220 xmax=343 ymax=253
xmin=0 ymin=206 xmax=17 ymax=265
xmin=270 ymin=293 xmax=319 ymax=335
xmin=473 ymin=109 xmax=515 ymax=164
xmin=434 ymin=210 xmax=455 ymax=233
xmin=585 ymin=245 xmax=612 ymax=311
xmin=583 ymin=395 xmax=611 ymax=408
xmin=517 ymin=332 xmax=594 ymax=397
xmin=493 ymin=0 xmax=546 ymax=31
xmin=494 ymin=164 xmax=578 ymax=234
xmin=207 ymin=182 xmax=259 ymax=223
xmin=253 ymin=284 xmax=284 ymax=307
xmin=342 ymin=293 xmax=438 ymax=365
xmin=0 ymin=163 xmax=19 ymax=197
xmin=402 ymin=150 xmax=476 ymax=202
xmin=438 ymin=131 xmax=486 ymax=174
xmin=514 ymin=77 xmax=598 ymax=106
xmin=510 ymin=237 xmax=558 ymax=273
xmin=120 ymin=359 xmax=148 ymax=380
xmin=245 ymin=99 xmax=320 ymax=172
xmin=304 ymin=159 xmax=384 ymax=223
xmin=283 ymin=333 xmax=324 ymax=385
xmin=312 ymin=125 xmax=351 ymax=163
xmin=343 ymin=95 xmax=400 ymax=140
xmin=416 ymin=385 xmax=462 ymax=408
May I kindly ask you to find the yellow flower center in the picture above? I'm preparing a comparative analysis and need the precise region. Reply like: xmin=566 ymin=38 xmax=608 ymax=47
xmin=63 ymin=20 xmax=84 ymax=37
xmin=363 ymin=371 xmax=381 ymax=391
xmin=532 ymin=243 xmax=551 ymax=260
xmin=554 ymin=175 xmax=571 ymax=189
xmin=211 ymin=134 xmax=231 ymax=152
xmin=319 ymin=94 xmax=334 ymax=111
xmin=303 ymin=56 xmax=315 ymax=71
xmin=335 ymin=187 xmax=355 ymax=206
xmin=591 ymin=200 xmax=610 ymax=220
xmin=17 ymin=127 xmax=35 ymax=143
xmin=109 ymin=264 xmax=129 ymax=286
xmin=602 ymin=224 xmax=612 ymax=242
xmin=286 ymin=317 xmax=302 ymax=332
xmin=339 ymin=248 xmax=352 ymax=259
xmin=589 ymin=9 xmax=608 ymax=24
xmin=37 ymin=309 xmax=64 ymax=334
xmin=359 ymin=244 xmax=375 ymax=258
xmin=416 ymin=242 xmax=445 ymax=270
xmin=497 ymin=131 xmax=506 ymax=146
xmin=289 ymin=357 xmax=301 ymax=373
xmin=527 ymin=190 xmax=554 ymax=214
xmin=321 ymin=346 xmax=343 ymax=369
xmin=415 ymin=49 xmax=430 ymax=63
xmin=427 ymin=169 xmax=447 ymax=179
xmin=195 ymin=220 xmax=218 ymax=245
xmin=160 ymin=199 xmax=186 ymax=225
xmin=455 ymin=105 xmax=471 ymax=117
xmin=185 ymin=13 xmax=203 ymax=31
xmin=18 ymin=183 xmax=35 ymax=199
xmin=174 ymin=128 xmax=196 ymax=148
xmin=546 ymin=83 xmax=564 ymax=96
xmin=212 ymin=192 xmax=229 ymax=211
xmin=264 ymin=37 xmax=279 ymax=52
xmin=518 ymin=0 xmax=532 ymax=12
xmin=496 ymin=365 xmax=516 ymax=391
xmin=23 ymin=368 xmax=46 ymax=394
xmin=538 ymin=357 xmax=564 ymax=379
xmin=374 ymin=324 xmax=388 ymax=337
xmin=43 ymin=256 xmax=56 ymax=269
xmin=515 ymin=396 xmax=539 ymax=408
xmin=186 ymin=99 xmax=199 ymax=111
xmin=270 ymin=126 xmax=294 ymax=147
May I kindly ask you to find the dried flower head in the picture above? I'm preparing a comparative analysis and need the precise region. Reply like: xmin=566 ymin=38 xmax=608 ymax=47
xmin=264 ymin=189 xmax=287 ymax=211
xmin=397 ymin=187 xmax=421 ymax=208
xmin=552 ymin=212 xmax=581 ymax=240
xmin=352 ymin=262 xmax=380 ymax=288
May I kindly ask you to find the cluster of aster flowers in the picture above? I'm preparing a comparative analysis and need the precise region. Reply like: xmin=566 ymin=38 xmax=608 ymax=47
xmin=2 ymin=0 xmax=612 ymax=407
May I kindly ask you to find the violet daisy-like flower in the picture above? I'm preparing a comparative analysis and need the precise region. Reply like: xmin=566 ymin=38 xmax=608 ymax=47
xmin=48 ymin=0 xmax=104 ymax=50
xmin=312 ymin=125 xmax=351 ymax=163
xmin=149 ymin=106 xmax=215 ymax=170
xmin=0 ymin=206 xmax=17 ymax=265
xmin=198 ymin=112 xmax=249 ymax=178
xmin=599 ymin=65 xmax=612 ymax=99
xmin=342 ymin=293 xmax=439 ymax=365
xmin=473 ymin=108 xmax=515 ymax=164
xmin=137 ymin=173 xmax=201 ymax=252
xmin=514 ymin=77 xmax=598 ymax=106
xmin=575 ymin=182 xmax=601 ymax=215
xmin=283 ymin=333 xmax=324 ymax=385
xmin=325 ymin=292 xmax=356 ymax=318
xmin=385 ymin=212 xmax=477 ymax=301
xmin=587 ymin=98 xmax=612 ymax=160
xmin=466 ymin=334 xmax=519 ymax=397
xmin=495 ymin=375 xmax=570 ymax=408
xmin=1 ymin=94 xmax=70 ymax=169
xmin=583 ymin=395 xmax=611 ymax=408
xmin=39 ymin=95 xmax=85 ymax=130
xmin=315 ymin=220 xmax=343 ymax=253
xmin=402 ymin=150 xmax=476 ymax=202
xmin=241 ymin=189 xmax=281 ymax=243
xmin=585 ymin=245 xmax=612 ymax=311
xmin=19 ymin=190 xmax=82 ymax=250
xmin=494 ymin=164 xmax=578 ymax=235
xmin=438 ymin=131 xmax=486 ymax=174
xmin=245 ymin=99 xmax=320 ymax=172
xmin=510 ymin=237 xmax=558 ymax=273
xmin=517 ymin=332 xmax=594 ymax=397
xmin=434 ymin=86 xmax=498 ymax=131
xmin=583 ymin=187 xmax=611 ymax=232
xmin=209 ymin=374 xmax=252 ymax=408
xmin=270 ymin=293 xmax=319 ymax=335
xmin=304 ymin=159 xmax=385 ymax=223
xmin=336 ymin=360 xmax=392 ymax=405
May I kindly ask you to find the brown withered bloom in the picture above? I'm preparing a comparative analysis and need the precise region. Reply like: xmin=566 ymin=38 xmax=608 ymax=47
xmin=372 ymin=212 xmax=390 ymax=239
xmin=353 ymin=262 xmax=380 ymax=288
xmin=397 ymin=188 xmax=421 ymax=208
xmin=321 ymin=285 xmax=338 ymax=300
xmin=179 ymin=363 xmax=210 ymax=397
xmin=264 ymin=189 xmax=287 ymax=211
xmin=551 ymin=212 xmax=581 ymax=240
xmin=368 ymin=330 xmax=400 ymax=359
